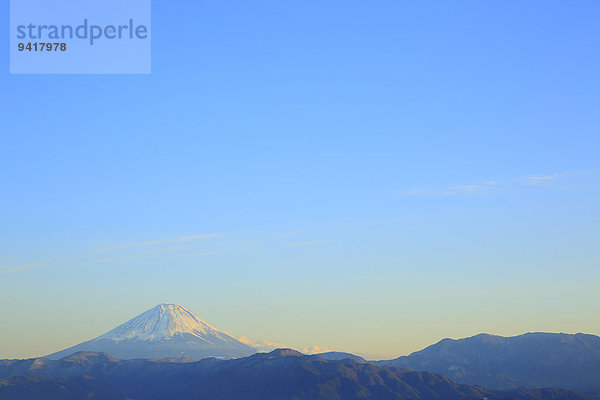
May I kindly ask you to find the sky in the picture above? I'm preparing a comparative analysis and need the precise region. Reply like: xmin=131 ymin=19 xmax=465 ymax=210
xmin=1 ymin=0 xmax=599 ymax=360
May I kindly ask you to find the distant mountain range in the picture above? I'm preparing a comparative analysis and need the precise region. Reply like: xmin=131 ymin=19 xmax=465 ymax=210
xmin=1 ymin=350 xmax=597 ymax=400
xmin=375 ymin=332 xmax=600 ymax=392
xmin=19 ymin=304 xmax=600 ymax=397
xmin=317 ymin=351 xmax=367 ymax=362
xmin=46 ymin=304 xmax=254 ymax=360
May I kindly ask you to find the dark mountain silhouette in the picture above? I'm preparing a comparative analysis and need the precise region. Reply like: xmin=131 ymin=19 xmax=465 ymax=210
xmin=316 ymin=351 xmax=367 ymax=362
xmin=376 ymin=332 xmax=600 ymax=392
xmin=1 ymin=349 xmax=598 ymax=400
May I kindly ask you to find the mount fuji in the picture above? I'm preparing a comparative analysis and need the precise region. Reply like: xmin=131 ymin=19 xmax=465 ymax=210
xmin=46 ymin=304 xmax=256 ymax=360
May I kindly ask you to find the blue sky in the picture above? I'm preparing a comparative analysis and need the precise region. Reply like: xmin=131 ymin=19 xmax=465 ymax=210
xmin=1 ymin=0 xmax=599 ymax=359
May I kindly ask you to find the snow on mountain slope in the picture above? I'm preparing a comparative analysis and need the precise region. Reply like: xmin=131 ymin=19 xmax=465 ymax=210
xmin=95 ymin=304 xmax=232 ymax=343
xmin=46 ymin=304 xmax=255 ymax=360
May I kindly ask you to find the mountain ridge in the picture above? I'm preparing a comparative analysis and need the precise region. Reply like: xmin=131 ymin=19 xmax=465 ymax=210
xmin=26 ymin=305 xmax=600 ymax=394
xmin=375 ymin=332 xmax=600 ymax=392
xmin=1 ymin=349 xmax=598 ymax=400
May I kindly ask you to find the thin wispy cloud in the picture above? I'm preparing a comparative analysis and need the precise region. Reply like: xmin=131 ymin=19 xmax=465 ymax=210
xmin=182 ymin=251 xmax=222 ymax=257
xmin=128 ymin=234 xmax=222 ymax=247
xmin=401 ymin=181 xmax=498 ymax=197
xmin=0 ymin=263 xmax=38 ymax=274
xmin=91 ymin=233 xmax=224 ymax=255
xmin=288 ymin=240 xmax=329 ymax=247
xmin=398 ymin=171 xmax=590 ymax=197
xmin=524 ymin=173 xmax=567 ymax=185
xmin=117 ymin=234 xmax=221 ymax=249
xmin=299 ymin=345 xmax=338 ymax=354
xmin=238 ymin=336 xmax=288 ymax=352
xmin=238 ymin=336 xmax=336 ymax=354
xmin=12 ymin=232 xmax=282 ymax=270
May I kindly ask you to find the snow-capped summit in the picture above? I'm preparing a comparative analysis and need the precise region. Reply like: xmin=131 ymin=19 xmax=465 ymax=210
xmin=46 ymin=304 xmax=255 ymax=360
xmin=96 ymin=303 xmax=232 ymax=343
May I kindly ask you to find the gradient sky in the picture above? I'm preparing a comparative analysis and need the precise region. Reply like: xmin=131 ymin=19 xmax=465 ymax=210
xmin=1 ymin=0 xmax=599 ymax=360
